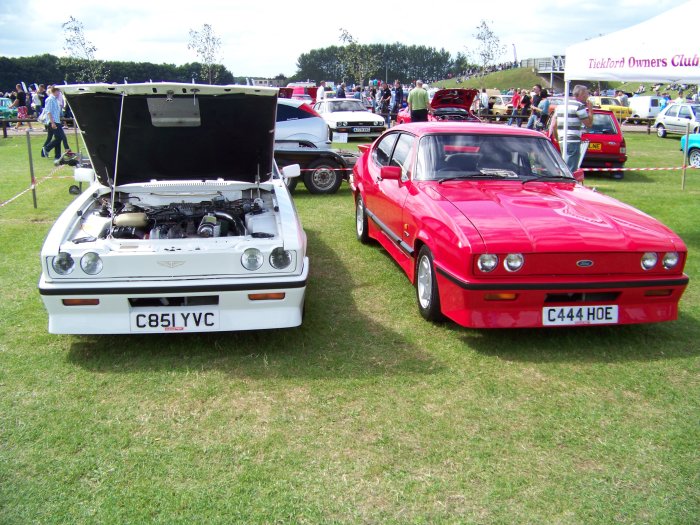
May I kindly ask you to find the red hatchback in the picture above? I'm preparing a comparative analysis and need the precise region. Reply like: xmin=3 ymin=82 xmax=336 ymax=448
xmin=548 ymin=109 xmax=628 ymax=179
xmin=396 ymin=88 xmax=480 ymax=124
xmin=350 ymin=123 xmax=688 ymax=328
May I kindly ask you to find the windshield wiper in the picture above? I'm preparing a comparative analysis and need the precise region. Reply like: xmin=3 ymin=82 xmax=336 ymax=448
xmin=438 ymin=173 xmax=508 ymax=184
xmin=522 ymin=175 xmax=576 ymax=184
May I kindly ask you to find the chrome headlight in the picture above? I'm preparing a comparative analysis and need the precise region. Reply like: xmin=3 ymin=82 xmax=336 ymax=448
xmin=80 ymin=252 xmax=103 ymax=275
xmin=663 ymin=252 xmax=679 ymax=269
xmin=270 ymin=247 xmax=292 ymax=270
xmin=241 ymin=248 xmax=264 ymax=271
xmin=641 ymin=252 xmax=658 ymax=270
xmin=375 ymin=121 xmax=385 ymax=126
xmin=337 ymin=121 xmax=347 ymax=127
xmin=52 ymin=252 xmax=75 ymax=275
xmin=504 ymin=253 xmax=524 ymax=272
xmin=477 ymin=254 xmax=499 ymax=273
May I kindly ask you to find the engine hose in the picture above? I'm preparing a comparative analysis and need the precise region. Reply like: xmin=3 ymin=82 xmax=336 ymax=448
xmin=213 ymin=211 xmax=246 ymax=236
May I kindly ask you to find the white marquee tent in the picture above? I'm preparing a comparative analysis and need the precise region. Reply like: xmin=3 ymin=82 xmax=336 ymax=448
xmin=565 ymin=0 xmax=700 ymax=83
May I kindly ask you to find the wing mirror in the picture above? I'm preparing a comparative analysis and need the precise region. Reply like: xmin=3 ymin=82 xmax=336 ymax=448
xmin=379 ymin=165 xmax=402 ymax=180
xmin=281 ymin=164 xmax=301 ymax=179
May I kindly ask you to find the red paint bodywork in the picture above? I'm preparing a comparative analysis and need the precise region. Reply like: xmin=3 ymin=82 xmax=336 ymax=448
xmin=351 ymin=122 xmax=688 ymax=328
xmin=396 ymin=88 xmax=480 ymax=124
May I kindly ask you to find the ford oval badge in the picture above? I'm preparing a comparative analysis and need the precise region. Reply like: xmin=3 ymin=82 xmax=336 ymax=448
xmin=577 ymin=260 xmax=594 ymax=268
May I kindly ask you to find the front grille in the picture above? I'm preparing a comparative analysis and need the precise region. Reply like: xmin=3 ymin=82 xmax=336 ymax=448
xmin=129 ymin=296 xmax=219 ymax=307
xmin=545 ymin=292 xmax=620 ymax=303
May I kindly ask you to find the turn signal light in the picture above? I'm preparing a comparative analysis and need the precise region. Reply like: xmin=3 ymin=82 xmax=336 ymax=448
xmin=62 ymin=299 xmax=100 ymax=306
xmin=248 ymin=293 xmax=286 ymax=301
xmin=484 ymin=293 xmax=518 ymax=301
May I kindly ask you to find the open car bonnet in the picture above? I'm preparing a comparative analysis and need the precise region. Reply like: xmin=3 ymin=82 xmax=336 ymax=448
xmin=63 ymin=83 xmax=278 ymax=186
xmin=430 ymin=88 xmax=478 ymax=111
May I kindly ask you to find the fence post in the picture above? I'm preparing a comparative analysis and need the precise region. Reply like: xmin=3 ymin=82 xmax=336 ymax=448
xmin=25 ymin=130 xmax=37 ymax=208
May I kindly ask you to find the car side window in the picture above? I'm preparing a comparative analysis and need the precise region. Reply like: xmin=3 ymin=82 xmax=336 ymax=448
xmin=679 ymin=106 xmax=691 ymax=119
xmin=373 ymin=133 xmax=399 ymax=167
xmin=666 ymin=106 xmax=679 ymax=118
xmin=390 ymin=133 xmax=415 ymax=180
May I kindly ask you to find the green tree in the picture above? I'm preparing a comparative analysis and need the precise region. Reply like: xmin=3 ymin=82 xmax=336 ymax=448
xmin=473 ymin=20 xmax=505 ymax=74
xmin=187 ymin=24 xmax=224 ymax=84
xmin=337 ymin=29 xmax=380 ymax=87
xmin=61 ymin=16 xmax=110 ymax=83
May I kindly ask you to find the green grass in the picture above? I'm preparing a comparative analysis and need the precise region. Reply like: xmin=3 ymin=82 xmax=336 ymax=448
xmin=433 ymin=68 xmax=549 ymax=91
xmin=1 ymin=130 xmax=698 ymax=524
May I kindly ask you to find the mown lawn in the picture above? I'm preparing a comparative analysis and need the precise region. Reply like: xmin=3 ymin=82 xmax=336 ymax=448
xmin=1 ymin=130 xmax=698 ymax=524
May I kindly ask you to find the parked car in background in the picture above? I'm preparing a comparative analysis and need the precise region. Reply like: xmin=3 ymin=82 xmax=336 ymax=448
xmin=628 ymin=95 xmax=664 ymax=123
xmin=588 ymin=96 xmax=632 ymax=120
xmin=38 ymin=83 xmax=308 ymax=334
xmin=489 ymin=94 xmax=513 ymax=120
xmin=654 ymin=102 xmax=700 ymax=137
xmin=395 ymin=88 xmax=480 ymax=124
xmin=275 ymin=98 xmax=330 ymax=149
xmin=0 ymin=97 xmax=18 ymax=118
xmin=679 ymin=132 xmax=700 ymax=167
xmin=547 ymin=109 xmax=628 ymax=179
xmin=350 ymin=122 xmax=688 ymax=328
xmin=313 ymin=98 xmax=386 ymax=140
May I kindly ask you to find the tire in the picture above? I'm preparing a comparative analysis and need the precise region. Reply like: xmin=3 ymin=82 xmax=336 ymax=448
xmin=688 ymin=148 xmax=700 ymax=168
xmin=415 ymin=246 xmax=443 ymax=322
xmin=303 ymin=159 xmax=343 ymax=194
xmin=284 ymin=174 xmax=298 ymax=192
xmin=656 ymin=124 xmax=667 ymax=138
xmin=355 ymin=195 xmax=369 ymax=244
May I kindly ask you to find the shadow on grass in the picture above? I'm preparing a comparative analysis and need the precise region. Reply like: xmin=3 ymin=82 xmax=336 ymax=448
xmin=457 ymin=311 xmax=700 ymax=363
xmin=67 ymin=229 xmax=441 ymax=380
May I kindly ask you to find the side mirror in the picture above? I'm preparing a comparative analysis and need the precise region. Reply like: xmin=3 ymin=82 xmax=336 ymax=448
xmin=281 ymin=164 xmax=301 ymax=179
xmin=573 ymin=169 xmax=585 ymax=183
xmin=380 ymin=165 xmax=402 ymax=180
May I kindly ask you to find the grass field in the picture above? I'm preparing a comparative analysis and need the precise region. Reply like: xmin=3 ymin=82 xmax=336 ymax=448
xmin=1 ymin=129 xmax=699 ymax=524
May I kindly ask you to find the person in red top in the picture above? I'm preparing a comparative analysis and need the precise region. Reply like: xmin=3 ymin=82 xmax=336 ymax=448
xmin=507 ymin=89 xmax=521 ymax=126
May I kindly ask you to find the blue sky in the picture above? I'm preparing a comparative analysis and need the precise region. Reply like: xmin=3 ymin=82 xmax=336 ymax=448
xmin=0 ymin=0 xmax=690 ymax=77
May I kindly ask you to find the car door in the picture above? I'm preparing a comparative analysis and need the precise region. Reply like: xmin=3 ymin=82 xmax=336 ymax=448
xmin=677 ymin=105 xmax=694 ymax=133
xmin=664 ymin=105 xmax=680 ymax=133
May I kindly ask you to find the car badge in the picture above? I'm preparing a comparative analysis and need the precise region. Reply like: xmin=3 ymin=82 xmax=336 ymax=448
xmin=158 ymin=261 xmax=186 ymax=268
xmin=577 ymin=260 xmax=594 ymax=268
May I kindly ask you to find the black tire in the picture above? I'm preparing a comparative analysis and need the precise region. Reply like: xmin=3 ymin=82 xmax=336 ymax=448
xmin=303 ymin=159 xmax=343 ymax=194
xmin=688 ymin=148 xmax=700 ymax=168
xmin=284 ymin=174 xmax=298 ymax=192
xmin=355 ymin=195 xmax=369 ymax=244
xmin=415 ymin=246 xmax=443 ymax=322
xmin=656 ymin=124 xmax=667 ymax=138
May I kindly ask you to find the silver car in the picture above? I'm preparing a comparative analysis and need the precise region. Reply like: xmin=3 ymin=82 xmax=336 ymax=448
xmin=275 ymin=98 xmax=330 ymax=149
xmin=654 ymin=102 xmax=700 ymax=137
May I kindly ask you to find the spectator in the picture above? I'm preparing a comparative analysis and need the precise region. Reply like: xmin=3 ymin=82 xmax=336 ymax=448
xmin=336 ymin=83 xmax=346 ymax=98
xmin=407 ymin=80 xmax=430 ymax=122
xmin=43 ymin=86 xmax=71 ymax=160
xmin=379 ymin=82 xmax=392 ymax=126
xmin=531 ymin=89 xmax=550 ymax=129
xmin=517 ymin=89 xmax=531 ymax=128
xmin=551 ymin=84 xmax=594 ymax=173
xmin=352 ymin=86 xmax=362 ymax=100
xmin=507 ymin=88 xmax=521 ymax=126
xmin=479 ymin=88 xmax=489 ymax=117
xmin=616 ymin=90 xmax=629 ymax=107
xmin=526 ymin=84 xmax=542 ymax=129
xmin=10 ymin=83 xmax=32 ymax=130
xmin=317 ymin=80 xmax=326 ymax=101
xmin=392 ymin=80 xmax=403 ymax=124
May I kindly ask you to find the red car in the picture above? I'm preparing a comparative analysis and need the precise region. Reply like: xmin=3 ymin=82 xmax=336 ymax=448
xmin=548 ymin=109 xmax=628 ymax=179
xmin=350 ymin=123 xmax=688 ymax=328
xmin=396 ymin=88 xmax=480 ymax=124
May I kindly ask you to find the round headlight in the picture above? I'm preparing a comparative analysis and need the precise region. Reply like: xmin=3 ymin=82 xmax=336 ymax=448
xmin=504 ymin=253 xmax=524 ymax=272
xmin=376 ymin=121 xmax=384 ymax=127
xmin=338 ymin=121 xmax=347 ymax=127
xmin=269 ymin=247 xmax=292 ymax=270
xmin=80 ymin=252 xmax=103 ymax=275
xmin=241 ymin=248 xmax=263 ymax=271
xmin=641 ymin=252 xmax=658 ymax=270
xmin=52 ymin=253 xmax=75 ymax=275
xmin=477 ymin=254 xmax=499 ymax=273
xmin=663 ymin=251 xmax=679 ymax=269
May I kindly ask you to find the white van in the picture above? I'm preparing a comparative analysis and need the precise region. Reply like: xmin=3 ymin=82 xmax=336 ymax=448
xmin=628 ymin=95 xmax=664 ymax=122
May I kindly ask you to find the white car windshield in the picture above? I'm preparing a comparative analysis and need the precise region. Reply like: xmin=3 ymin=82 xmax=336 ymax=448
xmin=416 ymin=133 xmax=572 ymax=182
xmin=329 ymin=100 xmax=367 ymax=112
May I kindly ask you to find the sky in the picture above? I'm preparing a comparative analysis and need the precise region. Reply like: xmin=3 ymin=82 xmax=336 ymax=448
xmin=0 ymin=0 xmax=691 ymax=79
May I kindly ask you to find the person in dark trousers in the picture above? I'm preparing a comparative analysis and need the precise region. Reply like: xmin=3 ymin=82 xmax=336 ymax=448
xmin=391 ymin=79 xmax=403 ymax=125
xmin=43 ymin=86 xmax=68 ymax=160
xmin=526 ymin=84 xmax=543 ymax=129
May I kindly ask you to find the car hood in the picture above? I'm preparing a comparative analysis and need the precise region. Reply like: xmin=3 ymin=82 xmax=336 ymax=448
xmin=63 ymin=83 xmax=278 ymax=186
xmin=430 ymin=89 xmax=478 ymax=111
xmin=429 ymin=182 xmax=681 ymax=252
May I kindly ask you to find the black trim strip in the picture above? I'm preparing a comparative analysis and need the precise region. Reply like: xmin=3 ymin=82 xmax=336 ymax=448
xmin=436 ymin=267 xmax=689 ymax=291
xmin=38 ymin=278 xmax=307 ymax=296
xmin=365 ymin=207 xmax=414 ymax=256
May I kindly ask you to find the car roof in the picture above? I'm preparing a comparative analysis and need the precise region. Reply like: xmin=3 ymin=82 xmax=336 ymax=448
xmin=389 ymin=122 xmax=545 ymax=137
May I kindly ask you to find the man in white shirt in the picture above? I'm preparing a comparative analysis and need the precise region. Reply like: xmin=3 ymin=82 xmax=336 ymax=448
xmin=317 ymin=80 xmax=326 ymax=102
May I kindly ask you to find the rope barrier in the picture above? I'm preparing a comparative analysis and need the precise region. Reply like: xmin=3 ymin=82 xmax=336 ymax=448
xmin=0 ymin=166 xmax=70 ymax=209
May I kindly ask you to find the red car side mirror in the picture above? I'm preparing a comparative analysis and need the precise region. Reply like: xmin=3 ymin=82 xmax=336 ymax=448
xmin=380 ymin=166 xmax=402 ymax=180
xmin=573 ymin=169 xmax=585 ymax=183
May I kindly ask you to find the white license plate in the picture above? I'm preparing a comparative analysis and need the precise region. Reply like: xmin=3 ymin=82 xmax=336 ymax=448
xmin=130 ymin=307 xmax=220 ymax=332
xmin=542 ymin=305 xmax=618 ymax=326
xmin=353 ymin=127 xmax=371 ymax=132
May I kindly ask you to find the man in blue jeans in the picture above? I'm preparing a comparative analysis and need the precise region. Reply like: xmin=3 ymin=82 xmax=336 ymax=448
xmin=43 ymin=86 xmax=67 ymax=160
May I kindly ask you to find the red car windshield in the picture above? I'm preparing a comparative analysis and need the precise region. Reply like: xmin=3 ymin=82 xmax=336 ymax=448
xmin=415 ymin=134 xmax=571 ymax=181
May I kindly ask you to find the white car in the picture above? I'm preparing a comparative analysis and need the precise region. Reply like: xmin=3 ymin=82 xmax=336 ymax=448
xmin=275 ymin=98 xmax=330 ymax=149
xmin=312 ymin=98 xmax=386 ymax=140
xmin=38 ymin=83 xmax=308 ymax=334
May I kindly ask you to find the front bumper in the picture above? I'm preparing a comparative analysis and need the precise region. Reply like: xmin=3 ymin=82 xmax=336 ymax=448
xmin=38 ymin=258 xmax=309 ymax=334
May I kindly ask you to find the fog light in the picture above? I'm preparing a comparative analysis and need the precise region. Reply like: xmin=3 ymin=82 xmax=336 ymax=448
xmin=662 ymin=252 xmax=679 ymax=269
xmin=641 ymin=252 xmax=658 ymax=270
xmin=484 ymin=293 xmax=518 ymax=301
xmin=269 ymin=247 xmax=292 ymax=269
xmin=80 ymin=252 xmax=103 ymax=274
xmin=241 ymin=248 xmax=263 ymax=271
xmin=504 ymin=253 xmax=524 ymax=272
xmin=477 ymin=254 xmax=498 ymax=273
xmin=52 ymin=253 xmax=75 ymax=275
